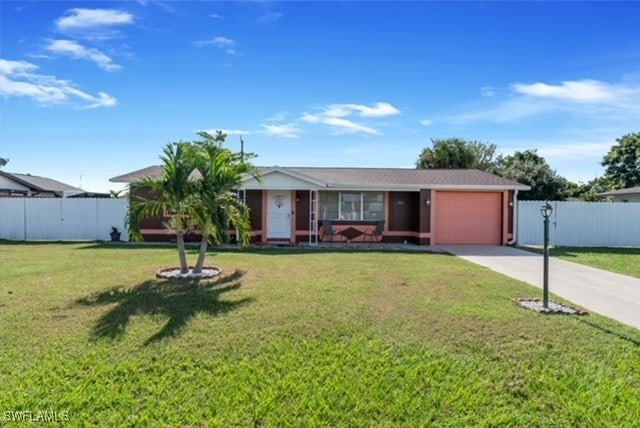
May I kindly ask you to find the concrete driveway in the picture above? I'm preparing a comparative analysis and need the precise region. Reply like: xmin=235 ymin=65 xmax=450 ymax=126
xmin=438 ymin=245 xmax=640 ymax=330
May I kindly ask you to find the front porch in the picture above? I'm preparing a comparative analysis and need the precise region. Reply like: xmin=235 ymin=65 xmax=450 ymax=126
xmin=240 ymin=189 xmax=430 ymax=246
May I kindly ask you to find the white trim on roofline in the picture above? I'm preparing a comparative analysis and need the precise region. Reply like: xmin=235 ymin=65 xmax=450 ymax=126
xmin=242 ymin=185 xmax=323 ymax=191
xmin=323 ymin=184 xmax=531 ymax=191
xmin=240 ymin=184 xmax=529 ymax=192
xmin=241 ymin=166 xmax=328 ymax=187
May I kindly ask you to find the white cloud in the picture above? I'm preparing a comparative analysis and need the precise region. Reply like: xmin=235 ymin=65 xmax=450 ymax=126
xmin=301 ymin=113 xmax=320 ymax=124
xmin=77 ymin=91 xmax=117 ymax=109
xmin=481 ymin=86 xmax=495 ymax=97
xmin=322 ymin=117 xmax=378 ymax=135
xmin=0 ymin=58 xmax=117 ymax=108
xmin=497 ymin=137 xmax=618 ymax=182
xmin=446 ymin=98 xmax=557 ymax=124
xmin=56 ymin=8 xmax=134 ymax=31
xmin=211 ymin=37 xmax=235 ymax=48
xmin=301 ymin=113 xmax=379 ymax=135
xmin=501 ymin=138 xmax=614 ymax=161
xmin=0 ymin=59 xmax=37 ymax=75
xmin=135 ymin=1 xmax=179 ymax=15
xmin=260 ymin=123 xmax=302 ymax=139
xmin=257 ymin=12 xmax=283 ymax=25
xmin=444 ymin=77 xmax=640 ymax=125
xmin=195 ymin=37 xmax=237 ymax=54
xmin=420 ymin=118 xmax=433 ymax=127
xmin=512 ymin=79 xmax=634 ymax=103
xmin=323 ymin=105 xmax=351 ymax=118
xmin=352 ymin=102 xmax=401 ymax=117
xmin=45 ymin=39 xmax=121 ymax=71
xmin=265 ymin=112 xmax=289 ymax=122
xmin=301 ymin=101 xmax=398 ymax=135
xmin=327 ymin=102 xmax=401 ymax=118
xmin=209 ymin=14 xmax=223 ymax=19
xmin=538 ymin=142 xmax=613 ymax=159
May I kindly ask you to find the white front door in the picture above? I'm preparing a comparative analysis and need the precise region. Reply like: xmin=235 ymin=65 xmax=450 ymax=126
xmin=267 ymin=190 xmax=292 ymax=240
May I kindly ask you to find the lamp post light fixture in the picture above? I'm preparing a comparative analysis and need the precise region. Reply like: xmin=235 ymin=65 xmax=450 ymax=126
xmin=540 ymin=202 xmax=553 ymax=309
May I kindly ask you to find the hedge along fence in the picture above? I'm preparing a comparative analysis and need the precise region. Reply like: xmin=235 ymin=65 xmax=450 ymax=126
xmin=517 ymin=200 xmax=640 ymax=247
xmin=0 ymin=198 xmax=128 ymax=241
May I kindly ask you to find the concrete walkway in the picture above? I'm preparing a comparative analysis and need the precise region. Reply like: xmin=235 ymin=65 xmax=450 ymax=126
xmin=438 ymin=245 xmax=640 ymax=330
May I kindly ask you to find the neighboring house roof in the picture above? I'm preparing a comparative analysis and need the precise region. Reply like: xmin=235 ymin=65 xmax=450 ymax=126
xmin=0 ymin=171 xmax=85 ymax=197
xmin=110 ymin=165 xmax=164 ymax=183
xmin=111 ymin=165 xmax=529 ymax=191
xmin=597 ymin=186 xmax=640 ymax=197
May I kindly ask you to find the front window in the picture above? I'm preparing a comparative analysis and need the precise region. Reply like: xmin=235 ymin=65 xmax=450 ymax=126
xmin=320 ymin=191 xmax=384 ymax=220
xmin=363 ymin=192 xmax=384 ymax=220
xmin=340 ymin=192 xmax=361 ymax=220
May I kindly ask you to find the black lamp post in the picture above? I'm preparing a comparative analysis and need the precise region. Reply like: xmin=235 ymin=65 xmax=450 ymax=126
xmin=540 ymin=202 xmax=553 ymax=309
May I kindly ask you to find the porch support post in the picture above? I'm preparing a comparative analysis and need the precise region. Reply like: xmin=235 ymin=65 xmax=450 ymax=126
xmin=309 ymin=189 xmax=318 ymax=246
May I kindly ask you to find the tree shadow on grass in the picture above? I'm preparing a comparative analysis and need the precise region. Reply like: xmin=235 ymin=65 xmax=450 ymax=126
xmin=75 ymin=270 xmax=251 ymax=345
xmin=578 ymin=318 xmax=640 ymax=347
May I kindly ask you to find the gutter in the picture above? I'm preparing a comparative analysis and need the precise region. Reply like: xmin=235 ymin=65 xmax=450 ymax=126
xmin=507 ymin=190 xmax=519 ymax=246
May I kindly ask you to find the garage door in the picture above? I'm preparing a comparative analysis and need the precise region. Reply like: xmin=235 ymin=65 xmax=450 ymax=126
xmin=435 ymin=192 xmax=502 ymax=245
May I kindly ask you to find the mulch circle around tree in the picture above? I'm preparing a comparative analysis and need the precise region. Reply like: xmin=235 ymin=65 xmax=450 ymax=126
xmin=516 ymin=298 xmax=589 ymax=316
xmin=156 ymin=266 xmax=222 ymax=280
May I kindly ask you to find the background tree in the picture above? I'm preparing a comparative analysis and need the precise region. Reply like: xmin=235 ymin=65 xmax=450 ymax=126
xmin=416 ymin=138 xmax=497 ymax=171
xmin=494 ymin=150 xmax=567 ymax=200
xmin=0 ymin=158 xmax=8 ymax=168
xmin=601 ymin=132 xmax=640 ymax=189
xmin=469 ymin=141 xmax=498 ymax=172
xmin=564 ymin=176 xmax=610 ymax=201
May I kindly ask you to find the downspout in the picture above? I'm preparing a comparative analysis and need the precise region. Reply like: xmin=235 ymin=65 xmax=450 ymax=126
xmin=507 ymin=190 xmax=518 ymax=246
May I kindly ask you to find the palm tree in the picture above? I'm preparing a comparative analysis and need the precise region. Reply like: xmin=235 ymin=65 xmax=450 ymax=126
xmin=190 ymin=131 xmax=257 ymax=273
xmin=128 ymin=132 xmax=258 ymax=276
xmin=128 ymin=141 xmax=199 ymax=274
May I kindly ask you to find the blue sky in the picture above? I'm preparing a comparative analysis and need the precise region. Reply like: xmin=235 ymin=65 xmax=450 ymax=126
xmin=1 ymin=1 xmax=639 ymax=193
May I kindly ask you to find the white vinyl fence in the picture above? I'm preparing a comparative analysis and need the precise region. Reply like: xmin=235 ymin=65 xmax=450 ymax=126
xmin=517 ymin=200 xmax=640 ymax=247
xmin=0 ymin=198 xmax=128 ymax=241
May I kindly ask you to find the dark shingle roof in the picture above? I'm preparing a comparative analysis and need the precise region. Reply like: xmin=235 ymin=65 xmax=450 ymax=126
xmin=111 ymin=165 xmax=528 ymax=190
xmin=10 ymin=173 xmax=81 ymax=192
xmin=110 ymin=165 xmax=163 ymax=183
xmin=0 ymin=171 xmax=83 ymax=195
xmin=286 ymin=167 xmax=525 ymax=188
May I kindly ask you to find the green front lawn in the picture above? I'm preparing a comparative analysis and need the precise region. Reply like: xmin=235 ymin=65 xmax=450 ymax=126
xmin=1 ymin=242 xmax=639 ymax=426
xmin=549 ymin=247 xmax=640 ymax=279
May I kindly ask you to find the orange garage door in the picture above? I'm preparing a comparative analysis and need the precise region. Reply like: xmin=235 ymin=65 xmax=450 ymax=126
xmin=435 ymin=191 xmax=502 ymax=245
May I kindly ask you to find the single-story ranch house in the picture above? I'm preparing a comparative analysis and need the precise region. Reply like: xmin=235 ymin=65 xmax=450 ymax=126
xmin=110 ymin=166 xmax=530 ymax=246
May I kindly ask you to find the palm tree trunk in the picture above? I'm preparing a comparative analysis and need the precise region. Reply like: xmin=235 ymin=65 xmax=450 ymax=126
xmin=176 ymin=232 xmax=189 ymax=274
xmin=193 ymin=234 xmax=209 ymax=274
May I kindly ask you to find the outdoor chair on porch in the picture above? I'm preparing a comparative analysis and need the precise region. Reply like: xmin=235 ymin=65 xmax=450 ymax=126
xmin=320 ymin=220 xmax=341 ymax=242
xmin=364 ymin=220 xmax=385 ymax=243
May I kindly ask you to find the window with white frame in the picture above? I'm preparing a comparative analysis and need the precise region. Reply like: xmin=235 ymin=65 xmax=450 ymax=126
xmin=319 ymin=191 xmax=384 ymax=220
